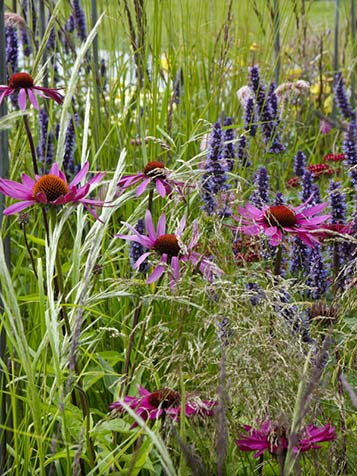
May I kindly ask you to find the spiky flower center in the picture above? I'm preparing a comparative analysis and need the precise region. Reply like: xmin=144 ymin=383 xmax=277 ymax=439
xmin=33 ymin=174 xmax=69 ymax=202
xmin=8 ymin=72 xmax=34 ymax=89
xmin=268 ymin=425 xmax=288 ymax=452
xmin=154 ymin=234 xmax=181 ymax=257
xmin=148 ymin=388 xmax=180 ymax=409
xmin=264 ymin=205 xmax=298 ymax=228
xmin=144 ymin=161 xmax=166 ymax=178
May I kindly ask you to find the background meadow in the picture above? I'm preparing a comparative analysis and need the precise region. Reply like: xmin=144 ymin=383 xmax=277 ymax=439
xmin=0 ymin=0 xmax=356 ymax=475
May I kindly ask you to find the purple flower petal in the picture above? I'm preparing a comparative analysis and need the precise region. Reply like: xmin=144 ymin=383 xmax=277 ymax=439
xmin=70 ymin=161 xmax=89 ymax=187
xmin=135 ymin=177 xmax=151 ymax=196
xmin=145 ymin=209 xmax=157 ymax=241
xmin=18 ymin=88 xmax=27 ymax=110
xmin=3 ymin=200 xmax=35 ymax=215
xmin=27 ymin=88 xmax=39 ymax=110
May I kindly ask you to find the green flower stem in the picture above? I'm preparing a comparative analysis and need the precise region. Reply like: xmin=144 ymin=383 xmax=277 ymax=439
xmin=48 ymin=207 xmax=71 ymax=335
xmin=23 ymin=115 xmax=39 ymax=176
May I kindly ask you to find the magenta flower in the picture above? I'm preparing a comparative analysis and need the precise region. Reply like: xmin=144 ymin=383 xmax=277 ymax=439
xmin=0 ymin=72 xmax=64 ymax=110
xmin=117 ymin=209 xmax=221 ymax=286
xmin=236 ymin=420 xmax=336 ymax=457
xmin=233 ymin=200 xmax=331 ymax=247
xmin=0 ymin=161 xmax=105 ymax=218
xmin=110 ymin=386 xmax=216 ymax=427
xmin=117 ymin=161 xmax=181 ymax=198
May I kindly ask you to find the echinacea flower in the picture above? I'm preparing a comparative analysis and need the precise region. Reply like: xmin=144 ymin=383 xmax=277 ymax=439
xmin=0 ymin=72 xmax=64 ymax=110
xmin=110 ymin=386 xmax=216 ymax=427
xmin=236 ymin=420 xmax=336 ymax=457
xmin=0 ymin=161 xmax=105 ymax=218
xmin=233 ymin=199 xmax=331 ymax=247
xmin=117 ymin=209 xmax=221 ymax=286
xmin=117 ymin=161 xmax=180 ymax=198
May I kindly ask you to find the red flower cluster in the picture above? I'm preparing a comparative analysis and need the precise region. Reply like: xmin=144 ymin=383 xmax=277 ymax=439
xmin=307 ymin=163 xmax=334 ymax=178
xmin=323 ymin=153 xmax=345 ymax=162
xmin=287 ymin=177 xmax=300 ymax=188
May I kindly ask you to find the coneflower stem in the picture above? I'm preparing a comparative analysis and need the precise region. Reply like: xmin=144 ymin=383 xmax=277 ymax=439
xmin=148 ymin=188 xmax=154 ymax=213
xmin=21 ymin=221 xmax=38 ymax=279
xmin=23 ymin=114 xmax=39 ymax=175
xmin=120 ymin=304 xmax=142 ymax=394
xmin=273 ymin=244 xmax=282 ymax=276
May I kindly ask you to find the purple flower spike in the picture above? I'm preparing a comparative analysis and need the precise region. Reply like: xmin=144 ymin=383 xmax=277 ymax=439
xmin=294 ymin=150 xmax=307 ymax=177
xmin=0 ymin=72 xmax=64 ymax=110
xmin=116 ymin=209 xmax=222 ymax=287
xmin=334 ymin=72 xmax=355 ymax=121
xmin=6 ymin=26 xmax=18 ymax=74
xmin=343 ymin=120 xmax=357 ymax=189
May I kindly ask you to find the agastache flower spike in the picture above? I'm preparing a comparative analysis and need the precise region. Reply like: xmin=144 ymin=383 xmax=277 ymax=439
xmin=222 ymin=117 xmax=236 ymax=172
xmin=37 ymin=108 xmax=54 ymax=170
xmin=250 ymin=166 xmax=269 ymax=207
xmin=334 ymin=72 xmax=355 ymax=120
xmin=0 ymin=72 xmax=64 ymax=110
xmin=343 ymin=120 xmax=357 ymax=189
xmin=307 ymin=246 xmax=328 ymax=299
xmin=72 ymin=0 xmax=87 ymax=41
xmin=6 ymin=26 xmax=18 ymax=74
xmin=294 ymin=150 xmax=307 ymax=177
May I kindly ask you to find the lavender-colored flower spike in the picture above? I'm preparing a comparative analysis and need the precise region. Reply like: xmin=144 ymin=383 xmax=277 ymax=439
xmin=250 ymin=166 xmax=269 ymax=207
xmin=237 ymin=134 xmax=249 ymax=166
xmin=274 ymin=192 xmax=284 ymax=205
xmin=20 ymin=0 xmax=32 ymax=57
xmin=64 ymin=113 xmax=79 ymax=176
xmin=222 ymin=117 xmax=236 ymax=172
xmin=201 ymin=121 xmax=228 ymax=215
xmin=72 ymin=0 xmax=87 ymax=41
xmin=343 ymin=120 xmax=357 ymax=189
xmin=37 ymin=108 xmax=54 ymax=171
xmin=129 ymin=219 xmax=150 ymax=273
xmin=307 ymin=247 xmax=328 ymax=299
xmin=301 ymin=170 xmax=314 ymax=204
xmin=6 ymin=26 xmax=18 ymax=75
xmin=311 ymin=183 xmax=321 ymax=204
xmin=334 ymin=72 xmax=355 ymax=121
xmin=329 ymin=180 xmax=346 ymax=224
xmin=290 ymin=237 xmax=310 ymax=273
xmin=294 ymin=150 xmax=307 ymax=177
xmin=244 ymin=97 xmax=257 ymax=137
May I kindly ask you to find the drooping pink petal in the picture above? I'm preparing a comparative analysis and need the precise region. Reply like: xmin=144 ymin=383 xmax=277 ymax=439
xmin=147 ymin=264 xmax=166 ymax=283
xmin=116 ymin=233 xmax=153 ymax=248
xmin=27 ymin=88 xmax=39 ymax=110
xmin=155 ymin=178 xmax=167 ymax=197
xmin=171 ymin=256 xmax=180 ymax=282
xmin=133 ymin=252 xmax=151 ymax=269
xmin=156 ymin=213 xmax=166 ymax=236
xmin=145 ymin=209 xmax=157 ymax=241
xmin=297 ymin=202 xmax=329 ymax=217
xmin=135 ymin=177 xmax=151 ymax=196
xmin=18 ymin=88 xmax=27 ymax=110
xmin=70 ymin=161 xmax=89 ymax=187
xmin=3 ymin=200 xmax=35 ymax=215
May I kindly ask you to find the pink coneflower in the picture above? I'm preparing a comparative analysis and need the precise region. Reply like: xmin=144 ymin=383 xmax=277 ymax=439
xmin=0 ymin=161 xmax=105 ymax=218
xmin=233 ymin=200 xmax=331 ymax=247
xmin=110 ymin=386 xmax=216 ymax=427
xmin=117 ymin=209 xmax=221 ymax=286
xmin=117 ymin=161 xmax=181 ymax=198
xmin=236 ymin=420 xmax=336 ymax=457
xmin=0 ymin=72 xmax=64 ymax=110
